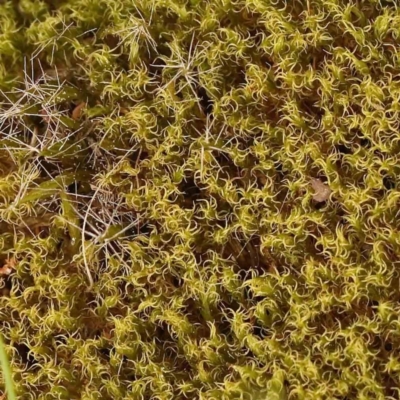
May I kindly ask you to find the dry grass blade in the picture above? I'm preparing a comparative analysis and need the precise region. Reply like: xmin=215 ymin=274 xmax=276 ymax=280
xmin=0 ymin=335 xmax=16 ymax=400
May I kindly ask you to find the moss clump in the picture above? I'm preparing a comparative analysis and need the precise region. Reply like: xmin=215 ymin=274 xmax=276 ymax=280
xmin=1 ymin=0 xmax=400 ymax=399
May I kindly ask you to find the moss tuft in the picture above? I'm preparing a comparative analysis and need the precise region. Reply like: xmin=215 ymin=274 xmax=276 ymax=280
xmin=1 ymin=0 xmax=400 ymax=399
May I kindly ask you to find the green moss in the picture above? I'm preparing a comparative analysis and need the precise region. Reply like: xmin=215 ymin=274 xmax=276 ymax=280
xmin=1 ymin=0 xmax=400 ymax=399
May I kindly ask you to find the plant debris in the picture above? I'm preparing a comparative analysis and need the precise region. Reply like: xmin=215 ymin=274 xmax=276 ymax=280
xmin=72 ymin=102 xmax=86 ymax=121
xmin=310 ymin=178 xmax=332 ymax=202
xmin=0 ymin=258 xmax=16 ymax=276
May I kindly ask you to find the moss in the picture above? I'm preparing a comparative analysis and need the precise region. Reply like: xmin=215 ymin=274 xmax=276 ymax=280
xmin=1 ymin=0 xmax=400 ymax=399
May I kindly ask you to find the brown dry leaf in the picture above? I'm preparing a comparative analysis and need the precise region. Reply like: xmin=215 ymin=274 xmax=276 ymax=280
xmin=310 ymin=178 xmax=332 ymax=202
xmin=72 ymin=102 xmax=86 ymax=120
xmin=0 ymin=257 xmax=16 ymax=276
xmin=102 ymin=328 xmax=113 ymax=339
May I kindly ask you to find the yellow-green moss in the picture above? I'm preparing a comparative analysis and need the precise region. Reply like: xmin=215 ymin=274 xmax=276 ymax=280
xmin=1 ymin=0 xmax=400 ymax=399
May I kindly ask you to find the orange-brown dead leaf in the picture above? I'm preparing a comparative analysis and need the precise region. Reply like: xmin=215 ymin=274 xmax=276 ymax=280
xmin=102 ymin=329 xmax=112 ymax=339
xmin=72 ymin=102 xmax=86 ymax=120
xmin=0 ymin=257 xmax=16 ymax=276
xmin=311 ymin=178 xmax=332 ymax=202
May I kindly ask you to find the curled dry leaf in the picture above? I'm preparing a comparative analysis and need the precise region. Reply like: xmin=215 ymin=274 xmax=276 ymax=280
xmin=72 ymin=102 xmax=86 ymax=120
xmin=310 ymin=178 xmax=332 ymax=202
